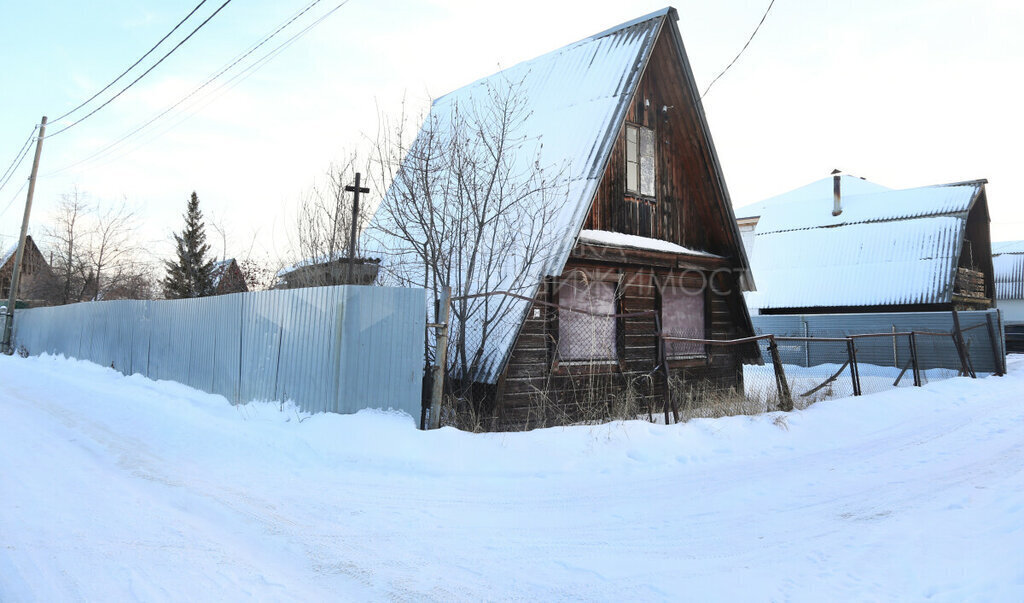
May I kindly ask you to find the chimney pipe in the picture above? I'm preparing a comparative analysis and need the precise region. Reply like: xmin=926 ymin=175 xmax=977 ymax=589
xmin=831 ymin=169 xmax=842 ymax=216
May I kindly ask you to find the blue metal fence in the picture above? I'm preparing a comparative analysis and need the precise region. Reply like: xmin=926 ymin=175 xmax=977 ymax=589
xmin=11 ymin=286 xmax=426 ymax=417
xmin=751 ymin=309 xmax=1005 ymax=374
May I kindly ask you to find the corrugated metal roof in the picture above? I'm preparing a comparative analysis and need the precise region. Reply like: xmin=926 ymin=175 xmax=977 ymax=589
xmin=994 ymin=252 xmax=1024 ymax=300
xmin=734 ymin=174 xmax=891 ymax=220
xmin=746 ymin=216 xmax=965 ymax=310
xmin=366 ymin=9 xmax=682 ymax=382
xmin=993 ymin=240 xmax=1024 ymax=256
xmin=754 ymin=181 xmax=982 ymax=235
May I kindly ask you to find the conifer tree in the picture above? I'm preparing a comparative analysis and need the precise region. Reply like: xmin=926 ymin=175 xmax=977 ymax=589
xmin=163 ymin=192 xmax=215 ymax=298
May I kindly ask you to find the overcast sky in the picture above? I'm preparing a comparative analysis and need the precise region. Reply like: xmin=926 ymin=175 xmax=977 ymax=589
xmin=1 ymin=0 xmax=1022 ymax=267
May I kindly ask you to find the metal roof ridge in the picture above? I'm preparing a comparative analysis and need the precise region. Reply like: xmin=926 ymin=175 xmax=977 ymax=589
xmin=756 ymin=211 xmax=968 ymax=236
xmin=431 ymin=9 xmax=672 ymax=106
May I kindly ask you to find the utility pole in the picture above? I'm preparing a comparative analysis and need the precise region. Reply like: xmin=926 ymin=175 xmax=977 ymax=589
xmin=344 ymin=172 xmax=369 ymax=285
xmin=2 ymin=116 xmax=47 ymax=354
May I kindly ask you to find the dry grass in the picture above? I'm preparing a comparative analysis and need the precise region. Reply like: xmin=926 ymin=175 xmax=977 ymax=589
xmin=438 ymin=368 xmax=828 ymax=431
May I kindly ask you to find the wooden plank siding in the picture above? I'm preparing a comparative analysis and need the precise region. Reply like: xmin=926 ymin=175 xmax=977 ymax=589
xmin=584 ymin=22 xmax=738 ymax=258
xmin=496 ymin=250 xmax=748 ymax=429
xmin=486 ymin=17 xmax=755 ymax=430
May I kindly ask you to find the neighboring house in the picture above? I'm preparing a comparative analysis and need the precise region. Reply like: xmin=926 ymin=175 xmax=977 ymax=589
xmin=735 ymin=171 xmax=995 ymax=315
xmin=0 ymin=235 xmax=55 ymax=307
xmin=210 ymin=258 xmax=248 ymax=295
xmin=993 ymin=240 xmax=1024 ymax=324
xmin=276 ymin=257 xmax=380 ymax=289
xmin=368 ymin=8 xmax=757 ymax=426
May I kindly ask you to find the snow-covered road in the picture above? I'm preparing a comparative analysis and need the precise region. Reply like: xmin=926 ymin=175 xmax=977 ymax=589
xmin=2 ymin=354 xmax=1023 ymax=601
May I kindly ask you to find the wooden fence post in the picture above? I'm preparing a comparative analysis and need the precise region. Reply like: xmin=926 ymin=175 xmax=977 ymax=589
xmin=429 ymin=286 xmax=451 ymax=429
xmin=654 ymin=313 xmax=672 ymax=425
xmin=767 ymin=336 xmax=793 ymax=411
xmin=846 ymin=338 xmax=862 ymax=396
xmin=985 ymin=313 xmax=1005 ymax=376
xmin=950 ymin=309 xmax=976 ymax=379
xmin=908 ymin=332 xmax=922 ymax=387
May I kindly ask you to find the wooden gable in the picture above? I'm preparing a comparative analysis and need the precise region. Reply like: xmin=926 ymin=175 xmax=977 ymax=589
xmin=584 ymin=19 xmax=740 ymax=259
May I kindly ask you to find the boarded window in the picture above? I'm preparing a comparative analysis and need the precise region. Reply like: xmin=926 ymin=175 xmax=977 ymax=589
xmin=625 ymin=124 xmax=656 ymax=197
xmin=558 ymin=280 xmax=616 ymax=361
xmin=662 ymin=285 xmax=705 ymax=357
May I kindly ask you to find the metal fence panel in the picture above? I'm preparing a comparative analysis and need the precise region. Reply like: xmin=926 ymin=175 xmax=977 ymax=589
xmin=275 ymin=286 xmax=343 ymax=413
xmin=211 ymin=293 xmax=244 ymax=403
xmin=10 ymin=286 xmax=424 ymax=417
xmin=752 ymin=309 xmax=1005 ymax=374
xmin=335 ymin=286 xmax=426 ymax=417
xmin=240 ymin=289 xmax=287 ymax=403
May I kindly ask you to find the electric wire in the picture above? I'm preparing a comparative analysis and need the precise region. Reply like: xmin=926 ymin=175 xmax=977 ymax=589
xmin=701 ymin=0 xmax=776 ymax=99
xmin=51 ymin=0 xmax=211 ymax=125
xmin=46 ymin=0 xmax=341 ymax=176
xmin=0 ymin=127 xmax=39 ymax=198
xmin=86 ymin=0 xmax=351 ymax=172
xmin=46 ymin=0 xmax=234 ymax=138
xmin=0 ymin=180 xmax=29 ymax=220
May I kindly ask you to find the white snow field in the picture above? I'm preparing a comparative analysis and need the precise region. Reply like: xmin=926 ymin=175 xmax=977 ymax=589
xmin=2 ymin=354 xmax=1023 ymax=602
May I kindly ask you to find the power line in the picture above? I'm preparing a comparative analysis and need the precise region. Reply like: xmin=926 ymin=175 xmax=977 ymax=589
xmin=51 ymin=0 xmax=211 ymax=125
xmin=46 ymin=0 xmax=346 ymax=176
xmin=85 ymin=0 xmax=353 ymax=172
xmin=46 ymin=0 xmax=234 ymax=139
xmin=0 ymin=180 xmax=29 ymax=220
xmin=0 ymin=127 xmax=39 ymax=196
xmin=702 ymin=0 xmax=776 ymax=99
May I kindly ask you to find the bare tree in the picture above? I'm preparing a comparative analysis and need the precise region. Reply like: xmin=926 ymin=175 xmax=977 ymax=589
xmin=286 ymin=155 xmax=377 ymax=287
xmin=86 ymin=201 xmax=139 ymax=300
xmin=42 ymin=190 xmax=153 ymax=303
xmin=367 ymin=79 xmax=569 ymax=383
xmin=44 ymin=188 xmax=90 ymax=304
xmin=238 ymin=255 xmax=279 ymax=291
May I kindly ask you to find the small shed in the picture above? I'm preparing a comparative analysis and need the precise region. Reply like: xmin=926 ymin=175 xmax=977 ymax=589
xmin=735 ymin=173 xmax=995 ymax=315
xmin=276 ymin=257 xmax=380 ymax=289
xmin=993 ymin=240 xmax=1024 ymax=324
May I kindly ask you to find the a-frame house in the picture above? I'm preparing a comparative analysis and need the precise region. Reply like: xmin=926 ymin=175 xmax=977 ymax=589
xmin=370 ymin=8 xmax=757 ymax=428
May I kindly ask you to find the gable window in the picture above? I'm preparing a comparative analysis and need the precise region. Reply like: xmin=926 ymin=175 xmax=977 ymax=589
xmin=662 ymin=284 xmax=705 ymax=358
xmin=557 ymin=279 xmax=617 ymax=362
xmin=625 ymin=123 xmax=656 ymax=198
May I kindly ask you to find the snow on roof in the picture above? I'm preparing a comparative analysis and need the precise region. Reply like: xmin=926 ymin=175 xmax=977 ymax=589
xmin=742 ymin=177 xmax=988 ymax=311
xmin=993 ymin=240 xmax=1024 ymax=256
xmin=0 ymin=243 xmax=17 ymax=268
xmin=994 ymin=245 xmax=1024 ymax=300
xmin=734 ymin=174 xmax=891 ymax=220
xmin=753 ymin=180 xmax=983 ymax=235
xmin=746 ymin=216 xmax=966 ymax=310
xmin=577 ymin=230 xmax=720 ymax=258
xmin=366 ymin=9 xmax=689 ymax=383
xmin=210 ymin=259 xmax=234 ymax=288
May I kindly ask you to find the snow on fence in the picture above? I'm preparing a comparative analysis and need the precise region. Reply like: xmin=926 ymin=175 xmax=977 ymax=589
xmin=11 ymin=286 xmax=426 ymax=417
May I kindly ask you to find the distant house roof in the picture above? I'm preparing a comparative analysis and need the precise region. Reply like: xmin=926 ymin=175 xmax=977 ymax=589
xmin=735 ymin=174 xmax=891 ymax=220
xmin=993 ymin=240 xmax=1024 ymax=300
xmin=1 ymin=235 xmax=49 ymax=274
xmin=211 ymin=259 xmax=233 ymax=289
xmin=366 ymin=8 xmax=749 ymax=382
xmin=0 ymin=243 xmax=17 ymax=269
xmin=209 ymin=258 xmax=248 ymax=295
xmin=742 ymin=178 xmax=988 ymax=311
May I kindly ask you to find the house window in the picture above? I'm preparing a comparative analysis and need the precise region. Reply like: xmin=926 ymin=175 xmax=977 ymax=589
xmin=557 ymin=279 xmax=617 ymax=361
xmin=625 ymin=123 xmax=656 ymax=198
xmin=662 ymin=285 xmax=705 ymax=358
